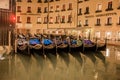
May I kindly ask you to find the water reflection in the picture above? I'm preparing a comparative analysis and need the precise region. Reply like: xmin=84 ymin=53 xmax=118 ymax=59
xmin=0 ymin=46 xmax=120 ymax=80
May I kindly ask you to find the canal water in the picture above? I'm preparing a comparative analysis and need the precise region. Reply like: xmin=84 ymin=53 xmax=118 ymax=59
xmin=0 ymin=46 xmax=120 ymax=80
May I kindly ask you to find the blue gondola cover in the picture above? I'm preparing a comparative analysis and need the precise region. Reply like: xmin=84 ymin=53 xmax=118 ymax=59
xmin=29 ymin=38 xmax=40 ymax=45
xmin=42 ymin=39 xmax=53 ymax=45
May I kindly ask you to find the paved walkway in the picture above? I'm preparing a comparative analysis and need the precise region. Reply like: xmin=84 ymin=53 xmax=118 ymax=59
xmin=99 ymin=40 xmax=120 ymax=47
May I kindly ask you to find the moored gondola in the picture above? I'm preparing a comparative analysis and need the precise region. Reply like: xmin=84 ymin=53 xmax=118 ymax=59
xmin=17 ymin=34 xmax=28 ymax=54
xmin=83 ymin=39 xmax=97 ymax=52
xmin=69 ymin=38 xmax=83 ymax=52
xmin=29 ymin=37 xmax=43 ymax=54
xmin=96 ymin=38 xmax=107 ymax=51
xmin=42 ymin=35 xmax=56 ymax=54
xmin=56 ymin=35 xmax=69 ymax=53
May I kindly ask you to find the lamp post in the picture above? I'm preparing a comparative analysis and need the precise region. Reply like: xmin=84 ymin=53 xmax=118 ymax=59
xmin=88 ymin=29 xmax=91 ymax=40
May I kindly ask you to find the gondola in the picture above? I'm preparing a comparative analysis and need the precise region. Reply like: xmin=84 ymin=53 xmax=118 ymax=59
xmin=57 ymin=41 xmax=69 ymax=53
xmin=96 ymin=38 xmax=107 ymax=51
xmin=69 ymin=39 xmax=83 ymax=52
xmin=29 ymin=37 xmax=43 ymax=54
xmin=42 ymin=36 xmax=56 ymax=54
xmin=56 ymin=35 xmax=69 ymax=53
xmin=83 ymin=39 xmax=97 ymax=52
xmin=17 ymin=35 xmax=28 ymax=53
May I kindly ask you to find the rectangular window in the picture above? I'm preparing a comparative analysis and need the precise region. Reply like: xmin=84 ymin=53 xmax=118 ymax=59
xmin=67 ymin=14 xmax=72 ymax=23
xmin=78 ymin=0 xmax=83 ymax=3
xmin=95 ymin=31 xmax=100 ymax=38
xmin=78 ymin=20 xmax=82 ymax=27
xmin=78 ymin=8 xmax=82 ymax=15
xmin=96 ymin=4 xmax=102 ymax=12
xmin=27 ymin=17 xmax=31 ymax=23
xmin=106 ymin=1 xmax=113 ymax=11
xmin=84 ymin=7 xmax=89 ymax=14
xmin=55 ymin=16 xmax=59 ymax=23
xmin=37 ymin=17 xmax=41 ymax=23
xmin=95 ymin=18 xmax=101 ymax=26
xmin=17 ymin=6 xmax=21 ymax=12
xmin=105 ymin=32 xmax=112 ymax=40
xmin=50 ymin=6 xmax=53 ymax=12
xmin=61 ymin=4 xmax=66 ymax=11
xmin=17 ymin=16 xmax=21 ymax=23
xmin=61 ymin=16 xmax=65 ymax=23
xmin=44 ymin=17 xmax=47 ymax=23
xmin=106 ymin=17 xmax=112 ymax=25
xmin=49 ymin=17 xmax=53 ymax=24
xmin=27 ymin=7 xmax=31 ymax=13
xmin=56 ymin=5 xmax=59 ymax=12
xmin=68 ymin=3 xmax=72 ymax=10
xmin=37 ymin=7 xmax=41 ymax=13
xmin=84 ymin=19 xmax=88 ymax=26
xmin=44 ymin=7 xmax=48 ymax=13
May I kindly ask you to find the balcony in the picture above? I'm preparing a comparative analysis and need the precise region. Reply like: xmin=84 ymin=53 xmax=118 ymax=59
xmin=95 ymin=10 xmax=102 ymax=13
xmin=78 ymin=1 xmax=83 ymax=3
xmin=84 ymin=24 xmax=88 ymax=26
xmin=37 ymin=0 xmax=42 ymax=3
xmin=105 ymin=23 xmax=112 ymax=26
xmin=84 ymin=12 xmax=89 ymax=15
xmin=105 ymin=8 xmax=113 ymax=11
xmin=117 ymin=6 xmax=120 ymax=9
xmin=95 ymin=24 xmax=101 ymax=26
xmin=78 ymin=13 xmax=82 ymax=16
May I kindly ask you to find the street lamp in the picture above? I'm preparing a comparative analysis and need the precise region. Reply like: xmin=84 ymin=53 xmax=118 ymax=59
xmin=88 ymin=29 xmax=91 ymax=40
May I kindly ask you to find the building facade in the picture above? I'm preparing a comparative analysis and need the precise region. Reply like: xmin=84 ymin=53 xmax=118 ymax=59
xmin=16 ymin=0 xmax=120 ymax=41
xmin=77 ymin=0 xmax=120 ymax=41
xmin=16 ymin=0 xmax=77 ymax=35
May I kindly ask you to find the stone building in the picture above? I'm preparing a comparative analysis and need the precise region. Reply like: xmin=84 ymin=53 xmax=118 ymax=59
xmin=16 ymin=0 xmax=120 ymax=41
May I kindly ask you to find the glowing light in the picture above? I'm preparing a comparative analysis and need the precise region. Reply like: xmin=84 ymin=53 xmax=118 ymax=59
xmin=106 ymin=48 xmax=110 ymax=57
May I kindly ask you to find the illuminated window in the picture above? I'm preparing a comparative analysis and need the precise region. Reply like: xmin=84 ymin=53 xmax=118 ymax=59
xmin=95 ymin=31 xmax=100 ymax=38
xmin=96 ymin=4 xmax=102 ymax=12
xmin=50 ymin=6 xmax=53 ymax=12
xmin=117 ymin=17 xmax=120 ymax=25
xmin=49 ymin=17 xmax=53 ymax=24
xmin=118 ymin=32 xmax=120 ymax=40
xmin=56 ymin=5 xmax=59 ymax=12
xmin=78 ymin=20 xmax=82 ymax=27
xmin=37 ymin=17 xmax=41 ymax=24
xmin=105 ymin=32 xmax=112 ymax=40
xmin=84 ymin=19 xmax=88 ymax=26
xmin=106 ymin=17 xmax=112 ymax=25
xmin=78 ymin=0 xmax=83 ymax=3
xmin=17 ymin=6 xmax=21 ymax=12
